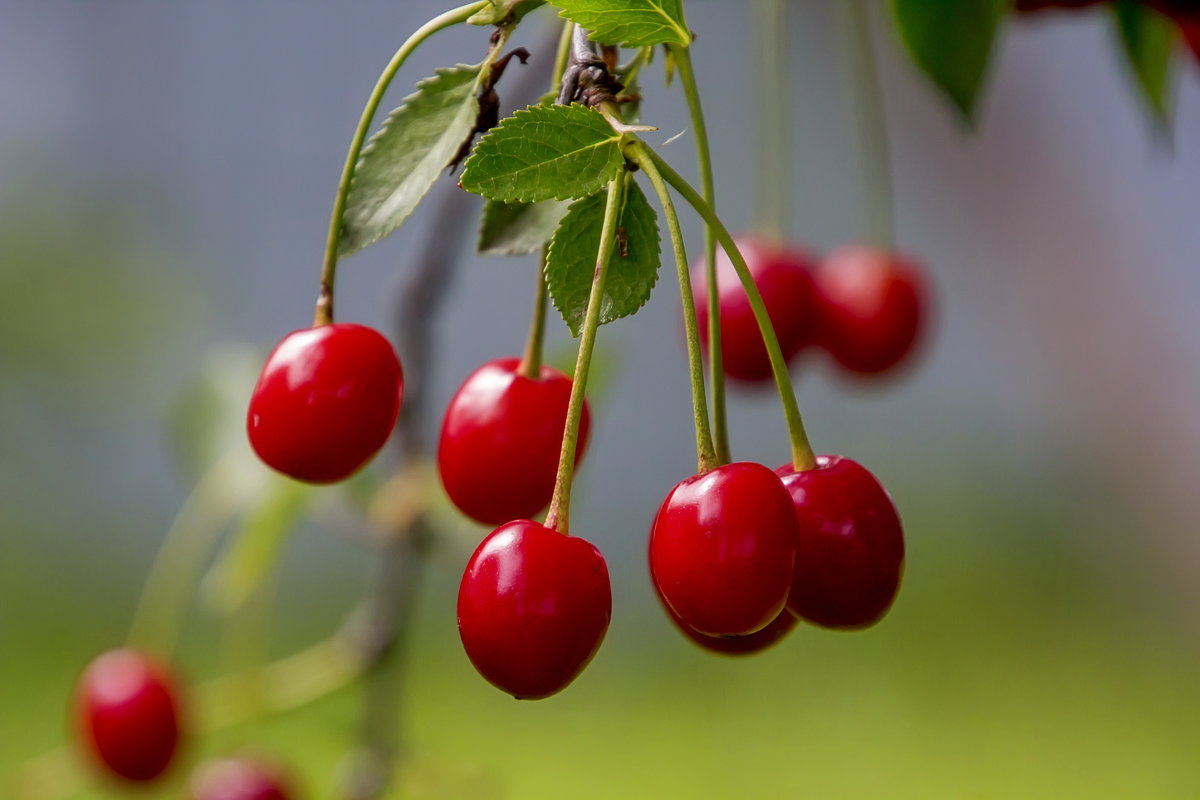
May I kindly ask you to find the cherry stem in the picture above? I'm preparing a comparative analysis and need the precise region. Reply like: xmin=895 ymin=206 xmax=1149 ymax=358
xmin=518 ymin=249 xmax=550 ymax=378
xmin=669 ymin=42 xmax=730 ymax=466
xmin=553 ymin=19 xmax=576 ymax=84
xmin=842 ymin=0 xmax=895 ymax=249
xmin=754 ymin=0 xmax=790 ymax=244
xmin=644 ymin=147 xmax=818 ymax=472
xmin=313 ymin=0 xmax=490 ymax=327
xmin=544 ymin=172 xmax=627 ymax=534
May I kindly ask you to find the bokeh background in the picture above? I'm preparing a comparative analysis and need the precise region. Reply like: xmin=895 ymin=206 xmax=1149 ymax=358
xmin=3 ymin=1 xmax=1199 ymax=798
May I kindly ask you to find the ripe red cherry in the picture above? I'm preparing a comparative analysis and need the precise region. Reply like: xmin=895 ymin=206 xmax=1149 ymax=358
xmin=776 ymin=456 xmax=905 ymax=630
xmin=458 ymin=520 xmax=611 ymax=699
xmin=649 ymin=462 xmax=799 ymax=636
xmin=190 ymin=757 xmax=293 ymax=800
xmin=438 ymin=357 xmax=589 ymax=525
xmin=814 ymin=245 xmax=927 ymax=377
xmin=247 ymin=323 xmax=403 ymax=484
xmin=692 ymin=235 xmax=820 ymax=383
xmin=655 ymin=581 xmax=798 ymax=656
xmin=75 ymin=649 xmax=183 ymax=783
xmin=1181 ymin=19 xmax=1200 ymax=60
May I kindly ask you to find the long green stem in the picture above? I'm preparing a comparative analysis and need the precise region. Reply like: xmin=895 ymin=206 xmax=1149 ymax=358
xmin=843 ymin=0 xmax=895 ymax=248
xmin=518 ymin=250 xmax=549 ymax=377
xmin=670 ymin=43 xmax=730 ymax=465
xmin=314 ymin=0 xmax=489 ymax=326
xmin=755 ymin=0 xmax=790 ymax=242
xmin=553 ymin=19 xmax=575 ymax=92
xmin=629 ymin=145 xmax=717 ymax=473
xmin=543 ymin=173 xmax=626 ymax=534
xmin=644 ymin=147 xmax=817 ymax=471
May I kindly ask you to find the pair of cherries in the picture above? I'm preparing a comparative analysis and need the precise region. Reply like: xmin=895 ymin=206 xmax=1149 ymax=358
xmin=693 ymin=235 xmax=927 ymax=383
xmin=75 ymin=649 xmax=293 ymax=798
xmin=650 ymin=456 xmax=904 ymax=655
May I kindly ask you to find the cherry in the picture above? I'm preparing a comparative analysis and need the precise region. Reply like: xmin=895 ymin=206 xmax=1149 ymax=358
xmin=247 ymin=323 xmax=403 ymax=484
xmin=1181 ymin=19 xmax=1200 ymax=60
xmin=75 ymin=649 xmax=183 ymax=783
xmin=190 ymin=757 xmax=293 ymax=800
xmin=813 ymin=245 xmax=927 ymax=377
xmin=438 ymin=357 xmax=589 ymax=526
xmin=655 ymin=581 xmax=798 ymax=656
xmin=649 ymin=462 xmax=799 ymax=637
xmin=692 ymin=235 xmax=820 ymax=383
xmin=457 ymin=520 xmax=611 ymax=699
xmin=776 ymin=456 xmax=904 ymax=630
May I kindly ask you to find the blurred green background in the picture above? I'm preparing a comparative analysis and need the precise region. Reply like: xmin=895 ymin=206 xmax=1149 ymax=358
xmin=3 ymin=2 xmax=1199 ymax=798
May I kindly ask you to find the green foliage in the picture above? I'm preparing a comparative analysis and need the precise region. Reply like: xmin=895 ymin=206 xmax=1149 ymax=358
xmin=551 ymin=0 xmax=691 ymax=47
xmin=546 ymin=180 xmax=660 ymax=336
xmin=478 ymin=199 xmax=572 ymax=256
xmin=468 ymin=0 xmax=548 ymax=25
xmin=340 ymin=65 xmax=483 ymax=256
xmin=1111 ymin=0 xmax=1176 ymax=124
xmin=461 ymin=104 xmax=625 ymax=203
xmin=888 ymin=0 xmax=1006 ymax=123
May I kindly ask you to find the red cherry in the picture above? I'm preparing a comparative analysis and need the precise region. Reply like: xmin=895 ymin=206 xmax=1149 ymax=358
xmin=814 ymin=245 xmax=927 ymax=377
xmin=458 ymin=520 xmax=611 ymax=699
xmin=776 ymin=456 xmax=905 ymax=630
xmin=247 ymin=323 xmax=403 ymax=484
xmin=75 ymin=649 xmax=183 ymax=783
xmin=649 ymin=462 xmax=799 ymax=636
xmin=1181 ymin=19 xmax=1200 ymax=60
xmin=655 ymin=580 xmax=798 ymax=656
xmin=692 ymin=235 xmax=820 ymax=383
xmin=190 ymin=757 xmax=293 ymax=800
xmin=438 ymin=358 xmax=589 ymax=526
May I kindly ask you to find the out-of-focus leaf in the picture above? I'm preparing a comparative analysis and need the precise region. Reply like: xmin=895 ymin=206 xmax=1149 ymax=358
xmin=478 ymin=198 xmax=572 ymax=255
xmin=1111 ymin=0 xmax=1176 ymax=125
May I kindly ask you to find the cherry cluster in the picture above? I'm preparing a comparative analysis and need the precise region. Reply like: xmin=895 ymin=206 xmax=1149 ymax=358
xmin=75 ymin=649 xmax=294 ymax=798
xmin=695 ymin=235 xmax=927 ymax=382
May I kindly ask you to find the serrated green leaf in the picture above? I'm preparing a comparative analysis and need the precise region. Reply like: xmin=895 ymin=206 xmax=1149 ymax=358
xmin=479 ymin=199 xmax=572 ymax=255
xmin=202 ymin=477 xmax=314 ymax=615
xmin=339 ymin=65 xmax=483 ymax=256
xmin=461 ymin=104 xmax=624 ymax=203
xmin=468 ymin=0 xmax=548 ymax=25
xmin=889 ymin=0 xmax=1006 ymax=123
xmin=552 ymin=0 xmax=690 ymax=47
xmin=1111 ymin=0 xmax=1176 ymax=124
xmin=546 ymin=181 xmax=660 ymax=336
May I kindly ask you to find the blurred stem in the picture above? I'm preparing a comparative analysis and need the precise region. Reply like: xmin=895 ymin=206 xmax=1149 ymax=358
xmin=218 ymin=568 xmax=276 ymax=734
xmin=553 ymin=19 xmax=575 ymax=90
xmin=518 ymin=250 xmax=550 ymax=378
xmin=842 ymin=0 xmax=895 ymax=248
xmin=544 ymin=172 xmax=627 ymax=534
xmin=755 ymin=0 xmax=789 ymax=243
xmin=644 ymin=146 xmax=817 ymax=471
xmin=669 ymin=42 xmax=730 ymax=466
xmin=314 ymin=0 xmax=489 ymax=326
xmin=628 ymin=143 xmax=717 ymax=473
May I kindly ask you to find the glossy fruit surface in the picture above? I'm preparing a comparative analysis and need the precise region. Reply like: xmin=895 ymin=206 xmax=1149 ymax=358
xmin=438 ymin=357 xmax=589 ymax=525
xmin=247 ymin=323 xmax=403 ymax=484
xmin=656 ymin=580 xmax=798 ymax=656
xmin=692 ymin=235 xmax=820 ymax=383
xmin=76 ymin=649 xmax=183 ymax=782
xmin=776 ymin=455 xmax=905 ymax=629
xmin=649 ymin=462 xmax=799 ymax=636
xmin=190 ymin=757 xmax=293 ymax=800
xmin=814 ymin=245 xmax=927 ymax=376
xmin=458 ymin=520 xmax=611 ymax=699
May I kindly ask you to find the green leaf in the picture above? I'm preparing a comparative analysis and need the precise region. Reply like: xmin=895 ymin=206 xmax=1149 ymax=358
xmin=546 ymin=180 xmax=660 ymax=336
xmin=551 ymin=0 xmax=690 ymax=47
xmin=1111 ymin=0 xmax=1176 ymax=125
xmin=888 ymin=0 xmax=1006 ymax=123
xmin=468 ymin=0 xmax=548 ymax=25
xmin=201 ymin=477 xmax=314 ymax=615
xmin=339 ymin=65 xmax=483 ymax=256
xmin=461 ymin=104 xmax=624 ymax=203
xmin=479 ymin=199 xmax=572 ymax=255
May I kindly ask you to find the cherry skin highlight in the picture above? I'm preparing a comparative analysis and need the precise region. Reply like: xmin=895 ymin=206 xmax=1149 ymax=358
xmin=814 ymin=245 xmax=927 ymax=377
xmin=190 ymin=757 xmax=293 ymax=800
xmin=692 ymin=235 xmax=820 ymax=383
xmin=247 ymin=323 xmax=403 ymax=484
xmin=655 ymin=581 xmax=798 ymax=656
xmin=776 ymin=456 xmax=905 ymax=630
xmin=75 ymin=649 xmax=183 ymax=783
xmin=438 ymin=357 xmax=589 ymax=526
xmin=457 ymin=520 xmax=611 ymax=699
xmin=649 ymin=462 xmax=799 ymax=636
